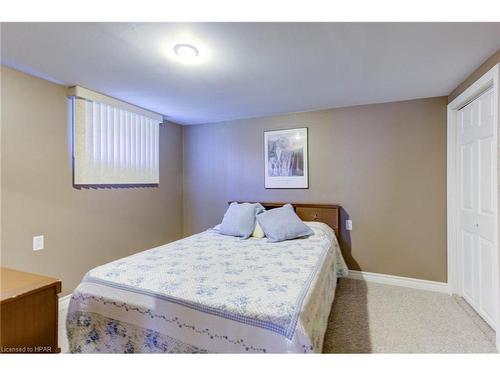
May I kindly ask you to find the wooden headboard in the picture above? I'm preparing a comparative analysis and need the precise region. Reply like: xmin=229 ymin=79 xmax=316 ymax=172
xmin=229 ymin=202 xmax=341 ymax=238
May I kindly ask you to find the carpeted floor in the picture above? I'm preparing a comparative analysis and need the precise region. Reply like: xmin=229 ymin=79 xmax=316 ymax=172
xmin=323 ymin=278 xmax=497 ymax=353
xmin=59 ymin=278 xmax=497 ymax=353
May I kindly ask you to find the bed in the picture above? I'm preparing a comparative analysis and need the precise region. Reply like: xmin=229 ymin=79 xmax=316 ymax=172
xmin=66 ymin=203 xmax=348 ymax=353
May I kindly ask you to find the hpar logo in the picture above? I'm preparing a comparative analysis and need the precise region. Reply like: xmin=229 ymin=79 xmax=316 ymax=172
xmin=34 ymin=346 xmax=53 ymax=353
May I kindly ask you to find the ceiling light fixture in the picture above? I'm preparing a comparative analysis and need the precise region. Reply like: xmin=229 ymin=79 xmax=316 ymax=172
xmin=173 ymin=44 xmax=199 ymax=59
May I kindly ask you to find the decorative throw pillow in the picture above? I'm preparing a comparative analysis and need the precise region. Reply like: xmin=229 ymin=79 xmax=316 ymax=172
xmin=220 ymin=202 xmax=265 ymax=239
xmin=251 ymin=222 xmax=265 ymax=238
xmin=256 ymin=204 xmax=314 ymax=242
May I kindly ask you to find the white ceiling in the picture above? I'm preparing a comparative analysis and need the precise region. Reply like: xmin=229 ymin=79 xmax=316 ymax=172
xmin=1 ymin=23 xmax=499 ymax=125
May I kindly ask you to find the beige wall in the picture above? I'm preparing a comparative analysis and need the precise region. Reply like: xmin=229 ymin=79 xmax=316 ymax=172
xmin=0 ymin=65 xmax=449 ymax=290
xmin=449 ymin=49 xmax=500 ymax=102
xmin=183 ymin=97 xmax=448 ymax=282
xmin=0 ymin=66 xmax=184 ymax=295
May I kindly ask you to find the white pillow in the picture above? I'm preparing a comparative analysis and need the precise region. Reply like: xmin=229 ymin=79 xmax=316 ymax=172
xmin=252 ymin=222 xmax=265 ymax=238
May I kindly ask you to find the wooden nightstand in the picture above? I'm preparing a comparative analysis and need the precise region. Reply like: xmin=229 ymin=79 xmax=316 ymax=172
xmin=0 ymin=267 xmax=62 ymax=353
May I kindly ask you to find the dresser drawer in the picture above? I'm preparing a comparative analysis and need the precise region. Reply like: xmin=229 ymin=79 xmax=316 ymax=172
xmin=1 ymin=268 xmax=61 ymax=354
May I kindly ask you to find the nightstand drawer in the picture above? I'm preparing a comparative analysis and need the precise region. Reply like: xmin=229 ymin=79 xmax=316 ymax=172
xmin=0 ymin=268 xmax=61 ymax=354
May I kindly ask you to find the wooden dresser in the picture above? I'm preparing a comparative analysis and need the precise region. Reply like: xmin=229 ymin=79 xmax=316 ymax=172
xmin=0 ymin=267 xmax=61 ymax=353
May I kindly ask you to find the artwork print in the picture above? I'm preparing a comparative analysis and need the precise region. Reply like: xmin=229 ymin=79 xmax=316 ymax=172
xmin=264 ymin=127 xmax=308 ymax=189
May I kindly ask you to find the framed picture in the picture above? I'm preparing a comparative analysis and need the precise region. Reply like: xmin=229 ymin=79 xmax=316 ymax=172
xmin=264 ymin=127 xmax=308 ymax=189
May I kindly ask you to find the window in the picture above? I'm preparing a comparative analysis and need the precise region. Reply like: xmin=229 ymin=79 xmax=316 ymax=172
xmin=69 ymin=86 xmax=162 ymax=185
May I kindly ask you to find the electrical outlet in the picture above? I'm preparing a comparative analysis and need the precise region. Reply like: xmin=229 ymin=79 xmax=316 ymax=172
xmin=33 ymin=235 xmax=44 ymax=251
xmin=346 ymin=220 xmax=353 ymax=231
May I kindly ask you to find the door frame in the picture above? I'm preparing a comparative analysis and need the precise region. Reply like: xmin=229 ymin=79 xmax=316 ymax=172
xmin=447 ymin=63 xmax=500 ymax=349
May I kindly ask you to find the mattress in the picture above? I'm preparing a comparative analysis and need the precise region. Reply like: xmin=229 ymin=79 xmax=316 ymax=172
xmin=66 ymin=221 xmax=348 ymax=353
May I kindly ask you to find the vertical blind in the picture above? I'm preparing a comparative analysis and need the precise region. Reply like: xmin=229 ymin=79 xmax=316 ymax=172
xmin=70 ymin=87 xmax=162 ymax=185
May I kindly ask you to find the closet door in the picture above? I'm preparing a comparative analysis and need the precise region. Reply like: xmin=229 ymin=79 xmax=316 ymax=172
xmin=458 ymin=88 xmax=497 ymax=329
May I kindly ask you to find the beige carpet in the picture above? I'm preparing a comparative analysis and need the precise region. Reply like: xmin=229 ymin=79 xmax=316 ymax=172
xmin=59 ymin=278 xmax=497 ymax=353
xmin=323 ymin=278 xmax=497 ymax=353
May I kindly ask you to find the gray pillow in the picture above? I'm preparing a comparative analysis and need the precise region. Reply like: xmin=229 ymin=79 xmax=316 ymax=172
xmin=220 ymin=202 xmax=265 ymax=239
xmin=256 ymin=204 xmax=314 ymax=242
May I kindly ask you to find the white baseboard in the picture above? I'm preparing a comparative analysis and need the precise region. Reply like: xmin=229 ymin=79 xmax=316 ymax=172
xmin=346 ymin=270 xmax=449 ymax=294
xmin=59 ymin=294 xmax=72 ymax=312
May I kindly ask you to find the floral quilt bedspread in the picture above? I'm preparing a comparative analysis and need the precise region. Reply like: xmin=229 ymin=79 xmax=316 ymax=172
xmin=67 ymin=222 xmax=347 ymax=353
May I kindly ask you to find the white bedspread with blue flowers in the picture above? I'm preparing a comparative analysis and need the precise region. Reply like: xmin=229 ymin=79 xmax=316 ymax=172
xmin=66 ymin=221 xmax=348 ymax=353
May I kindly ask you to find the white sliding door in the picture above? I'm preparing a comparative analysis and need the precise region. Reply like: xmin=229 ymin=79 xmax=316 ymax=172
xmin=458 ymin=88 xmax=498 ymax=329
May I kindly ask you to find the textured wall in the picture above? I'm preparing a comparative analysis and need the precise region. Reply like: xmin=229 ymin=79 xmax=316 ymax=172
xmin=183 ymin=97 xmax=448 ymax=282
xmin=1 ymin=66 xmax=184 ymax=295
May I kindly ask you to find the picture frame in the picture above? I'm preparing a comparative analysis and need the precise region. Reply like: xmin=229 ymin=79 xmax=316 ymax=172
xmin=264 ymin=127 xmax=309 ymax=189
